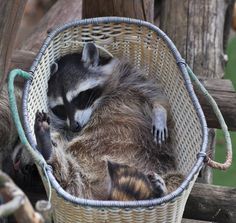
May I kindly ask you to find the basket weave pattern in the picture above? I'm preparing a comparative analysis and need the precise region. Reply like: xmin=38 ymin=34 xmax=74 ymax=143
xmin=23 ymin=18 xmax=206 ymax=223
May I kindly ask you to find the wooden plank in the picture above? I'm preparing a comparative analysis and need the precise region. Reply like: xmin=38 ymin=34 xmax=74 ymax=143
xmin=0 ymin=0 xmax=27 ymax=92
xmin=184 ymin=183 xmax=236 ymax=223
xmin=233 ymin=2 xmax=236 ymax=30
xmin=201 ymin=79 xmax=235 ymax=91
xmin=19 ymin=0 xmax=82 ymax=53
xmin=10 ymin=50 xmax=36 ymax=71
xmin=82 ymin=0 xmax=154 ymax=23
xmin=196 ymin=79 xmax=236 ymax=131
xmin=9 ymin=50 xmax=36 ymax=88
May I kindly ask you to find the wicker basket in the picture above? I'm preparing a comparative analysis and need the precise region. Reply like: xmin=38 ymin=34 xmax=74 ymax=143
xmin=17 ymin=17 xmax=210 ymax=222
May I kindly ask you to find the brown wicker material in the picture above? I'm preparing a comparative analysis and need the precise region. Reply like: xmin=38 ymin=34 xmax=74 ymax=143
xmin=22 ymin=17 xmax=208 ymax=223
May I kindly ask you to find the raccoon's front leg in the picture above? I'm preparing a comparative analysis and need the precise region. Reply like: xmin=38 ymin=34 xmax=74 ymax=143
xmin=34 ymin=111 xmax=52 ymax=160
xmin=152 ymin=104 xmax=168 ymax=144
xmin=34 ymin=111 xmax=86 ymax=197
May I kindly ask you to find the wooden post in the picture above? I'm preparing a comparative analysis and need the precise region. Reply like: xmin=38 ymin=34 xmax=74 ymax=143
xmin=184 ymin=183 xmax=236 ymax=223
xmin=159 ymin=0 xmax=233 ymax=79
xmin=0 ymin=0 xmax=27 ymax=92
xmin=233 ymin=2 xmax=236 ymax=30
xmin=82 ymin=0 xmax=154 ymax=23
xmin=159 ymin=0 xmax=235 ymax=184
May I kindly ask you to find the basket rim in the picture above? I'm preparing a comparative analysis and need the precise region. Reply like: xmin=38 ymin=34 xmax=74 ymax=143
xmin=22 ymin=16 xmax=208 ymax=208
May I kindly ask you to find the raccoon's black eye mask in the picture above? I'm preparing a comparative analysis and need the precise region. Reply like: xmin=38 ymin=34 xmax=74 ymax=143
xmin=72 ymin=86 xmax=103 ymax=110
xmin=51 ymin=105 xmax=67 ymax=120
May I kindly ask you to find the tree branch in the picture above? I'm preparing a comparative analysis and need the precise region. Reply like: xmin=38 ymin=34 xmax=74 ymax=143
xmin=0 ymin=170 xmax=44 ymax=223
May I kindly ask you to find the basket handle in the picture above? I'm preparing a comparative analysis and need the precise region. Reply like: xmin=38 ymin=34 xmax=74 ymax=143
xmin=187 ymin=65 xmax=232 ymax=170
xmin=8 ymin=69 xmax=47 ymax=166
xmin=8 ymin=69 xmax=55 ymax=202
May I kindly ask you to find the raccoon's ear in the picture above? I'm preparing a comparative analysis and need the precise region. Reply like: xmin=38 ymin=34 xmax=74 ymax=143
xmin=107 ymin=160 xmax=120 ymax=180
xmin=82 ymin=42 xmax=99 ymax=67
xmin=50 ymin=62 xmax=58 ymax=75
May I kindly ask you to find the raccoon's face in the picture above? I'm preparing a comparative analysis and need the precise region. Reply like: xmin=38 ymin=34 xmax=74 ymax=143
xmin=47 ymin=43 xmax=114 ymax=132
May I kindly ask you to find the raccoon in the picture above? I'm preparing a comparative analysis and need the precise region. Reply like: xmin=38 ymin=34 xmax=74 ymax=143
xmin=0 ymin=84 xmax=37 ymax=184
xmin=34 ymin=43 xmax=184 ymax=200
xmin=0 ymin=85 xmax=31 ymax=171
xmin=0 ymin=85 xmax=21 ymax=170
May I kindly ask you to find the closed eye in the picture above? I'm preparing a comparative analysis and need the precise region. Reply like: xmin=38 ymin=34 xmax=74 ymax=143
xmin=51 ymin=105 xmax=67 ymax=120
xmin=72 ymin=86 xmax=103 ymax=110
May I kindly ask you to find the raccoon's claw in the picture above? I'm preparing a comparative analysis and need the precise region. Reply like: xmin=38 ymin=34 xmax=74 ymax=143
xmin=34 ymin=110 xmax=52 ymax=161
xmin=152 ymin=126 xmax=168 ymax=145
xmin=35 ymin=110 xmax=50 ymax=126
xmin=147 ymin=171 xmax=167 ymax=198
xmin=152 ymin=106 xmax=168 ymax=145
xmin=35 ymin=110 xmax=50 ymax=134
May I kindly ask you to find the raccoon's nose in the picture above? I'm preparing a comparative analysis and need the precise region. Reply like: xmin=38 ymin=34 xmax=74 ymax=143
xmin=70 ymin=121 xmax=82 ymax=132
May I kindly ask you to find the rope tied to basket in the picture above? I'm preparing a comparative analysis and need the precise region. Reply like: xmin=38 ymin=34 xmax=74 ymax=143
xmin=186 ymin=65 xmax=233 ymax=171
xmin=8 ymin=69 xmax=52 ymax=202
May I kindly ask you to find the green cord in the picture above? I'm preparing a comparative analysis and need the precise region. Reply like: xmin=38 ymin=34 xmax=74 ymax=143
xmin=42 ymin=164 xmax=52 ymax=202
xmin=8 ymin=68 xmax=52 ymax=202
xmin=8 ymin=69 xmax=31 ymax=146
xmin=8 ymin=69 xmax=44 ymax=163
xmin=186 ymin=65 xmax=232 ymax=165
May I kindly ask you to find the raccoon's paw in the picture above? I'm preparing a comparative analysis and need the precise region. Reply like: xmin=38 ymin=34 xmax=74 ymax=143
xmin=152 ymin=105 xmax=168 ymax=145
xmin=34 ymin=110 xmax=52 ymax=160
xmin=34 ymin=110 xmax=50 ymax=134
xmin=147 ymin=171 xmax=167 ymax=198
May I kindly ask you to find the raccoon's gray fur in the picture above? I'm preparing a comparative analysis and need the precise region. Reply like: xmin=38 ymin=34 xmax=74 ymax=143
xmin=34 ymin=43 xmax=184 ymax=200
xmin=0 ymin=85 xmax=20 ymax=163
xmin=0 ymin=85 xmax=33 ymax=176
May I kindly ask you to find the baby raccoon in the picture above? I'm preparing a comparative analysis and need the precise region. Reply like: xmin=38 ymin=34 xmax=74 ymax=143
xmin=107 ymin=161 xmax=167 ymax=201
xmin=34 ymin=43 xmax=184 ymax=200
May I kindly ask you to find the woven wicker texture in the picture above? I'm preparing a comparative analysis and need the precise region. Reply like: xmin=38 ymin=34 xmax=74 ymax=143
xmin=39 ymin=171 xmax=197 ymax=223
xmin=25 ymin=20 xmax=205 ymax=223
